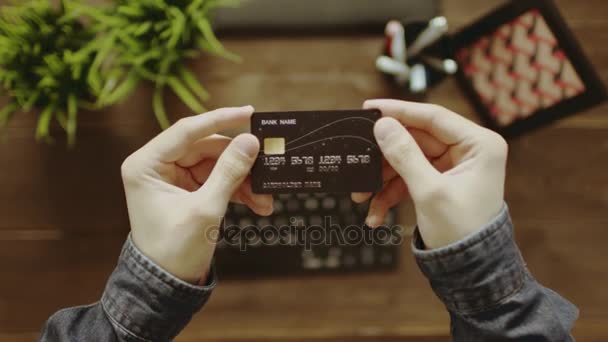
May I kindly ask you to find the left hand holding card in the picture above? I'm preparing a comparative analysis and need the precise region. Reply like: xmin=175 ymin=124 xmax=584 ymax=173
xmin=122 ymin=106 xmax=273 ymax=284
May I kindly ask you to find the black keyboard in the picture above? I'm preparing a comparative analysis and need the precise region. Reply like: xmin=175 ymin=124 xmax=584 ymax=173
xmin=215 ymin=193 xmax=401 ymax=277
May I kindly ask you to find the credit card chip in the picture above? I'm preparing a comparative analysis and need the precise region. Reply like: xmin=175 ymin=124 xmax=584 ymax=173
xmin=264 ymin=137 xmax=286 ymax=155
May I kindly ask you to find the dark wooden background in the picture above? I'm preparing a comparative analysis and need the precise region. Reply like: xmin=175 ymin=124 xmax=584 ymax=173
xmin=1 ymin=0 xmax=607 ymax=340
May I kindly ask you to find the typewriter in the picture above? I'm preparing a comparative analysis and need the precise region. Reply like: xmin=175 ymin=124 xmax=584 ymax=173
xmin=215 ymin=193 xmax=401 ymax=277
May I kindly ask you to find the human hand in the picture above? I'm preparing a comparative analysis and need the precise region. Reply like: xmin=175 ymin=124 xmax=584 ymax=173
xmin=353 ymin=100 xmax=507 ymax=249
xmin=121 ymin=106 xmax=273 ymax=284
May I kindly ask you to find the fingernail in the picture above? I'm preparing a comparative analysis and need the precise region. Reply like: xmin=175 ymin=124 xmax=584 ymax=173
xmin=255 ymin=200 xmax=274 ymax=216
xmin=365 ymin=215 xmax=381 ymax=228
xmin=374 ymin=118 xmax=398 ymax=143
xmin=263 ymin=204 xmax=274 ymax=216
xmin=352 ymin=192 xmax=371 ymax=203
xmin=241 ymin=105 xmax=254 ymax=111
xmin=262 ymin=198 xmax=274 ymax=215
xmin=363 ymin=99 xmax=379 ymax=108
xmin=233 ymin=134 xmax=259 ymax=158
xmin=250 ymin=193 xmax=273 ymax=208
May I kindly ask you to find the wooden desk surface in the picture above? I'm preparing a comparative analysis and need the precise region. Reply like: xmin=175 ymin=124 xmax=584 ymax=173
xmin=1 ymin=0 xmax=607 ymax=340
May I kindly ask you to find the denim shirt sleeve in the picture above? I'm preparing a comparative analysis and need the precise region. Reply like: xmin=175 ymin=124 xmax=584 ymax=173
xmin=40 ymin=235 xmax=216 ymax=342
xmin=412 ymin=204 xmax=579 ymax=341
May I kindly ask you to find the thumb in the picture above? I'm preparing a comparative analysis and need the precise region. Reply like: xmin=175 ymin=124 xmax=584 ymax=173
xmin=199 ymin=133 xmax=259 ymax=205
xmin=374 ymin=117 xmax=439 ymax=197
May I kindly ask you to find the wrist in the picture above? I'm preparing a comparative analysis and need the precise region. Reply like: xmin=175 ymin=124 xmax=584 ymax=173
xmin=418 ymin=197 xmax=504 ymax=249
xmin=101 ymin=235 xmax=216 ymax=340
xmin=412 ymin=203 xmax=526 ymax=314
xmin=131 ymin=231 xmax=215 ymax=285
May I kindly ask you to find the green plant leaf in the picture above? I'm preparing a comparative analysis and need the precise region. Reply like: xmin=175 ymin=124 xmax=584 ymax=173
xmin=22 ymin=90 xmax=41 ymax=111
xmin=186 ymin=0 xmax=206 ymax=13
xmin=36 ymin=104 xmax=55 ymax=141
xmin=133 ymin=21 xmax=152 ymax=36
xmin=153 ymin=85 xmax=170 ymax=129
xmin=115 ymin=30 xmax=142 ymax=52
xmin=67 ymin=93 xmax=78 ymax=146
xmin=56 ymin=110 xmax=67 ymax=131
xmin=79 ymin=100 xmax=98 ymax=111
xmin=132 ymin=49 xmax=162 ymax=67
xmin=100 ymin=71 xmax=140 ymax=106
xmin=167 ymin=76 xmax=204 ymax=114
xmin=208 ymin=0 xmax=241 ymax=9
xmin=178 ymin=66 xmax=209 ymax=101
xmin=0 ymin=102 xmax=18 ymax=128
xmin=158 ymin=52 xmax=177 ymax=78
xmin=134 ymin=65 xmax=158 ymax=82
xmin=195 ymin=17 xmax=224 ymax=51
xmin=167 ymin=6 xmax=185 ymax=48
xmin=117 ymin=5 xmax=145 ymax=18
xmin=97 ymin=67 xmax=124 ymax=100
xmin=88 ymin=34 xmax=117 ymax=89
xmin=65 ymin=5 xmax=123 ymax=27
xmin=196 ymin=38 xmax=242 ymax=63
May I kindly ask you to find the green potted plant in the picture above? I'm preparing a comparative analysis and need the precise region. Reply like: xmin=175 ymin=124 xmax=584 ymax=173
xmin=78 ymin=0 xmax=241 ymax=129
xmin=0 ymin=0 xmax=239 ymax=144
xmin=0 ymin=0 xmax=107 ymax=145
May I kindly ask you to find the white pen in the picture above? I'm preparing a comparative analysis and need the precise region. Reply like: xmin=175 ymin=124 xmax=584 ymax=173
xmin=375 ymin=55 xmax=410 ymax=84
xmin=409 ymin=63 xmax=428 ymax=93
xmin=386 ymin=20 xmax=407 ymax=64
xmin=385 ymin=20 xmax=409 ymax=84
xmin=408 ymin=16 xmax=448 ymax=58
xmin=420 ymin=54 xmax=458 ymax=74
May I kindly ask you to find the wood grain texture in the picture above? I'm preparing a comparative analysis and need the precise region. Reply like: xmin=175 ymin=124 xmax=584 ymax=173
xmin=1 ymin=0 xmax=607 ymax=340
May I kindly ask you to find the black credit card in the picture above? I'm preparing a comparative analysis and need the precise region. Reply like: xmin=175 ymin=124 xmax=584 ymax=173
xmin=251 ymin=109 xmax=382 ymax=194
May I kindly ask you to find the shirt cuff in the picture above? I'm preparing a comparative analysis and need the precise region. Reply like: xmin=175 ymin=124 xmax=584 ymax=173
xmin=101 ymin=236 xmax=216 ymax=341
xmin=412 ymin=204 xmax=526 ymax=314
